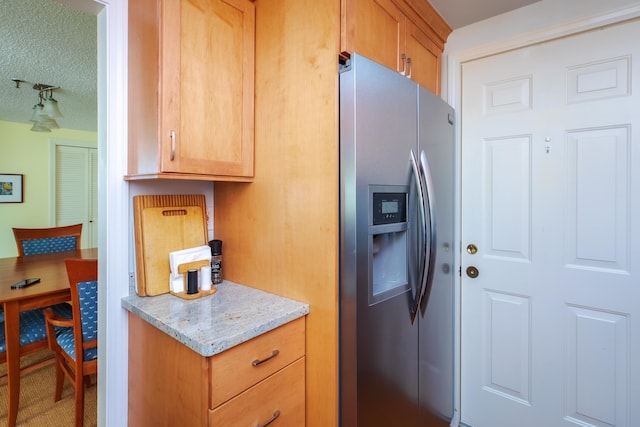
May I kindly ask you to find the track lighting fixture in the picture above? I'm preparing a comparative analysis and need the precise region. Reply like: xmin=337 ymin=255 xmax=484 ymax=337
xmin=11 ymin=78 xmax=64 ymax=132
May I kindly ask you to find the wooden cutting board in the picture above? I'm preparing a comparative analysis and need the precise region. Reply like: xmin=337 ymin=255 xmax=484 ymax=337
xmin=133 ymin=194 xmax=208 ymax=296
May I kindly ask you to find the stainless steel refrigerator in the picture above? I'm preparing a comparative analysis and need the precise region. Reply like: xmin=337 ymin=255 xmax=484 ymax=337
xmin=339 ymin=53 xmax=455 ymax=426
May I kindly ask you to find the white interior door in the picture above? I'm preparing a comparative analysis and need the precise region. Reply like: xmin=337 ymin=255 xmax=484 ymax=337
xmin=460 ymin=19 xmax=640 ymax=427
xmin=54 ymin=142 xmax=98 ymax=248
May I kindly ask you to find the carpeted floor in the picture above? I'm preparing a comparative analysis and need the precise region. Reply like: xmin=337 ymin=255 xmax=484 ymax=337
xmin=0 ymin=350 xmax=97 ymax=426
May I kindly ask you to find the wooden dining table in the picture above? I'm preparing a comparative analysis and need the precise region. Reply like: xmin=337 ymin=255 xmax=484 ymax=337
xmin=0 ymin=248 xmax=97 ymax=427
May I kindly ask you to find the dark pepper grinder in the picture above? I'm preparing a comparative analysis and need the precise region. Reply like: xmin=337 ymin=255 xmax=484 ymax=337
xmin=209 ymin=239 xmax=223 ymax=285
xmin=186 ymin=269 xmax=198 ymax=294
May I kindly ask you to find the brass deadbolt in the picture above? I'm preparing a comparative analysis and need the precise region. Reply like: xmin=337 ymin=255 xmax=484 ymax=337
xmin=466 ymin=244 xmax=478 ymax=254
xmin=466 ymin=266 xmax=479 ymax=278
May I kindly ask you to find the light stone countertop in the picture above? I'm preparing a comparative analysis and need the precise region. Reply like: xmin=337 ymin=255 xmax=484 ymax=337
xmin=121 ymin=280 xmax=309 ymax=357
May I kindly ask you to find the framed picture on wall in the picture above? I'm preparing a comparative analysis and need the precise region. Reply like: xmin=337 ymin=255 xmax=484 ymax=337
xmin=0 ymin=174 xmax=24 ymax=203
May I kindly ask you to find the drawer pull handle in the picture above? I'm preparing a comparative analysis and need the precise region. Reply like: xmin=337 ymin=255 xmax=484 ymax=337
xmin=252 ymin=349 xmax=280 ymax=366
xmin=170 ymin=130 xmax=176 ymax=161
xmin=256 ymin=409 xmax=280 ymax=427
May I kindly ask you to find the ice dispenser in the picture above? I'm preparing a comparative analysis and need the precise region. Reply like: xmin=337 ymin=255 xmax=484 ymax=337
xmin=369 ymin=187 xmax=409 ymax=305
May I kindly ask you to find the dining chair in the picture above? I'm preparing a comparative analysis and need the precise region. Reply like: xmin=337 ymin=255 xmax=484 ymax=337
xmin=1 ymin=226 xmax=78 ymax=376
xmin=0 ymin=304 xmax=73 ymax=380
xmin=44 ymin=258 xmax=98 ymax=427
xmin=3 ymin=223 xmax=83 ymax=361
xmin=12 ymin=223 xmax=83 ymax=257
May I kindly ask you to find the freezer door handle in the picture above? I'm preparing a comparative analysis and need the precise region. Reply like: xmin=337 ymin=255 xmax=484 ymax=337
xmin=418 ymin=149 xmax=437 ymax=314
xmin=410 ymin=149 xmax=428 ymax=323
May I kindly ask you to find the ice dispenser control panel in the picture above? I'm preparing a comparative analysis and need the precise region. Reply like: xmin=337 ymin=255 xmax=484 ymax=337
xmin=372 ymin=192 xmax=407 ymax=225
xmin=369 ymin=189 xmax=409 ymax=305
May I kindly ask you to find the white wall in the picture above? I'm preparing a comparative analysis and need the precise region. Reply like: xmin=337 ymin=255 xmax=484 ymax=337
xmin=128 ymin=181 xmax=215 ymax=293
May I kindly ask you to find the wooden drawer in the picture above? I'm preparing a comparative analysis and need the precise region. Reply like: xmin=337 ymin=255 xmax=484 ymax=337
xmin=210 ymin=316 xmax=305 ymax=408
xmin=209 ymin=357 xmax=305 ymax=426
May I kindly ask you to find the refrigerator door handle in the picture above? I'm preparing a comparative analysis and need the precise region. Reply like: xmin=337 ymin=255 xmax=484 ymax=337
xmin=418 ymin=149 xmax=437 ymax=314
xmin=410 ymin=149 xmax=428 ymax=323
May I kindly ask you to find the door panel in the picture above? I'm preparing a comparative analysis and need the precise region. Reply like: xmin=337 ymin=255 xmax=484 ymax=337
xmin=483 ymin=290 xmax=531 ymax=404
xmin=565 ymin=305 xmax=628 ymax=426
xmin=566 ymin=126 xmax=629 ymax=271
xmin=484 ymin=135 xmax=531 ymax=260
xmin=55 ymin=143 xmax=98 ymax=248
xmin=461 ymin=19 xmax=640 ymax=427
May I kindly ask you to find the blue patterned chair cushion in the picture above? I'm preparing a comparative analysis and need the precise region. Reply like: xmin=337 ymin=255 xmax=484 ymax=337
xmin=22 ymin=236 xmax=78 ymax=256
xmin=55 ymin=329 xmax=98 ymax=362
xmin=56 ymin=280 xmax=98 ymax=362
xmin=0 ymin=303 xmax=72 ymax=353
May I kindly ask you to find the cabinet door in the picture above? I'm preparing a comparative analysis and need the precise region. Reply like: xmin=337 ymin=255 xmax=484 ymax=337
xmin=405 ymin=20 xmax=441 ymax=94
xmin=210 ymin=317 xmax=305 ymax=408
xmin=340 ymin=0 xmax=450 ymax=96
xmin=209 ymin=358 xmax=305 ymax=426
xmin=161 ymin=0 xmax=255 ymax=177
xmin=351 ymin=0 xmax=406 ymax=74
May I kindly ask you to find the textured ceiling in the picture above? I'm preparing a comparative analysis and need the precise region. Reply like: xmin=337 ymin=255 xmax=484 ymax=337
xmin=0 ymin=0 xmax=541 ymax=133
xmin=0 ymin=0 xmax=97 ymax=132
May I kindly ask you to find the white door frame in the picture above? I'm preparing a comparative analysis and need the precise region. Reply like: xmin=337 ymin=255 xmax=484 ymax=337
xmin=56 ymin=1 xmax=131 ymax=426
xmin=445 ymin=4 xmax=640 ymax=427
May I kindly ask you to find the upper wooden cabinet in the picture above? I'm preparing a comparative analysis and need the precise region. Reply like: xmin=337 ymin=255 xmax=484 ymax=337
xmin=341 ymin=0 xmax=451 ymax=94
xmin=127 ymin=0 xmax=255 ymax=181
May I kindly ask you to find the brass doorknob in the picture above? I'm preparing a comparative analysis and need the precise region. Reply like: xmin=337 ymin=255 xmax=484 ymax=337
xmin=466 ymin=266 xmax=479 ymax=278
xmin=466 ymin=244 xmax=478 ymax=254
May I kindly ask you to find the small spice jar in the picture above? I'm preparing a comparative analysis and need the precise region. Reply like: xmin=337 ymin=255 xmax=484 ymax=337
xmin=208 ymin=239 xmax=223 ymax=285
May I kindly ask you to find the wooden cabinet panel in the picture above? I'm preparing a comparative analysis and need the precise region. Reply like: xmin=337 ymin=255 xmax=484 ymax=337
xmin=210 ymin=317 xmax=305 ymax=408
xmin=341 ymin=0 xmax=450 ymax=94
xmin=128 ymin=313 xmax=209 ymax=427
xmin=213 ymin=2 xmax=339 ymax=425
xmin=405 ymin=20 xmax=441 ymax=93
xmin=128 ymin=313 xmax=306 ymax=427
xmin=209 ymin=358 xmax=306 ymax=426
xmin=128 ymin=0 xmax=255 ymax=181
xmin=350 ymin=0 xmax=406 ymax=74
